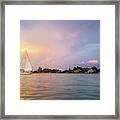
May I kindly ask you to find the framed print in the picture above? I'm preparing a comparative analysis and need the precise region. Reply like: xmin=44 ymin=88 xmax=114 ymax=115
xmin=0 ymin=0 xmax=119 ymax=119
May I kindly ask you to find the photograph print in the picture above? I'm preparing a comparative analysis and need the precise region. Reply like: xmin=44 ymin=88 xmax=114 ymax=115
xmin=20 ymin=20 xmax=100 ymax=100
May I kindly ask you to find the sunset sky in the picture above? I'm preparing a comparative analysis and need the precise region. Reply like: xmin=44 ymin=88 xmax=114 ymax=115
xmin=20 ymin=20 xmax=100 ymax=70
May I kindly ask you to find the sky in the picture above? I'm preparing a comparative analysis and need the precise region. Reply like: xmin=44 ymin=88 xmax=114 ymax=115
xmin=20 ymin=20 xmax=100 ymax=70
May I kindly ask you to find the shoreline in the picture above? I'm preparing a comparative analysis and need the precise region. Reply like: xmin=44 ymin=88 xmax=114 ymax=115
xmin=32 ymin=72 xmax=100 ymax=74
xmin=32 ymin=66 xmax=100 ymax=74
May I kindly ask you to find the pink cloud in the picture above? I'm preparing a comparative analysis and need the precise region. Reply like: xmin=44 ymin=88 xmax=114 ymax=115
xmin=80 ymin=61 xmax=85 ymax=64
xmin=87 ymin=59 xmax=99 ymax=64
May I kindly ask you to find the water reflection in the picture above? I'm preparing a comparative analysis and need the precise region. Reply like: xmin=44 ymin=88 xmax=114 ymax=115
xmin=20 ymin=73 xmax=100 ymax=100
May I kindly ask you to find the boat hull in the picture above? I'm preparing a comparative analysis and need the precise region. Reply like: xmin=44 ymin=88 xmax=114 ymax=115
xmin=20 ymin=72 xmax=32 ymax=75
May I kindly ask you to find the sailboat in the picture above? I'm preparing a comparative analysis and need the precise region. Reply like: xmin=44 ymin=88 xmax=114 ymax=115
xmin=20 ymin=50 xmax=33 ymax=75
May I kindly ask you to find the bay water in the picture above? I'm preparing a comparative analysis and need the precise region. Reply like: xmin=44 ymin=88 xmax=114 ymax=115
xmin=20 ymin=73 xmax=100 ymax=100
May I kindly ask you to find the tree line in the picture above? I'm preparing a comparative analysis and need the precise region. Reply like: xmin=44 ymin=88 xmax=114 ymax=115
xmin=33 ymin=66 xmax=100 ymax=74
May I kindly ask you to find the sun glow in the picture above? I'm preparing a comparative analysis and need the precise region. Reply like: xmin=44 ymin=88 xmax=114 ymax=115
xmin=21 ymin=46 xmax=43 ymax=54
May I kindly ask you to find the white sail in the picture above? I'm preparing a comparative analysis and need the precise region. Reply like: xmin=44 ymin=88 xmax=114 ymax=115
xmin=20 ymin=50 xmax=33 ymax=74
xmin=24 ymin=51 xmax=32 ymax=72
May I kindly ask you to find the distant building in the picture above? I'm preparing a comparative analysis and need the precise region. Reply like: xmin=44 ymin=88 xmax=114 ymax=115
xmin=87 ymin=69 xmax=94 ymax=74
xmin=73 ymin=69 xmax=82 ymax=73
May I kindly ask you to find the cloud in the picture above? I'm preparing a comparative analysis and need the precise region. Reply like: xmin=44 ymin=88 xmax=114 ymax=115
xmin=80 ymin=61 xmax=85 ymax=64
xmin=20 ymin=21 xmax=100 ymax=69
xmin=87 ymin=59 xmax=99 ymax=64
